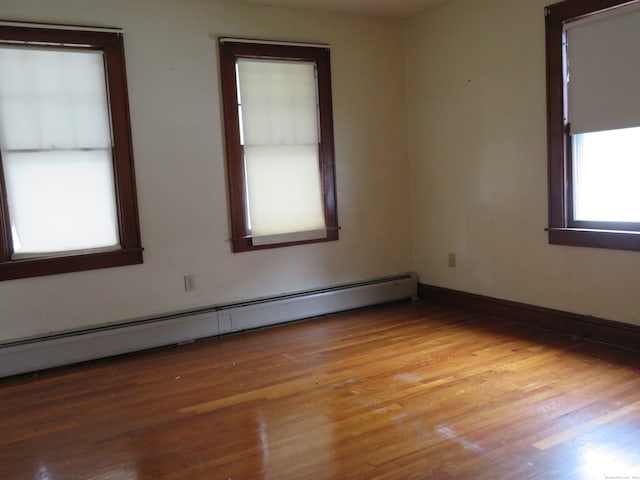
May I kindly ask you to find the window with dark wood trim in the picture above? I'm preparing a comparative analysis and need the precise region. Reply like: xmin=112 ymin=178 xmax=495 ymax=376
xmin=219 ymin=39 xmax=339 ymax=253
xmin=546 ymin=0 xmax=640 ymax=251
xmin=0 ymin=23 xmax=142 ymax=280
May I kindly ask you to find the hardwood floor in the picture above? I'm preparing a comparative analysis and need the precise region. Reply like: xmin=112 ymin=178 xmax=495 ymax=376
xmin=1 ymin=301 xmax=640 ymax=479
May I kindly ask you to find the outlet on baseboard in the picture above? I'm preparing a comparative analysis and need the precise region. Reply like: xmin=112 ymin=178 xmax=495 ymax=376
xmin=448 ymin=253 xmax=456 ymax=268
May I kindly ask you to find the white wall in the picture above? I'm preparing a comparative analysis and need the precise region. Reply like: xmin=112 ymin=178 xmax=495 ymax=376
xmin=0 ymin=0 xmax=412 ymax=341
xmin=405 ymin=0 xmax=640 ymax=326
xmin=3 ymin=0 xmax=637 ymax=344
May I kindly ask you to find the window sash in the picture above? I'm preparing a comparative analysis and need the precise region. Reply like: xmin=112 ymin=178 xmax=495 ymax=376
xmin=237 ymin=59 xmax=319 ymax=146
xmin=0 ymin=46 xmax=112 ymax=150
xmin=3 ymin=150 xmax=120 ymax=256
xmin=244 ymin=144 xmax=326 ymax=238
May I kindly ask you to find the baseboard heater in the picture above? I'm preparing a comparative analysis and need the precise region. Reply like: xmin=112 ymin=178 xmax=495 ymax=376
xmin=0 ymin=272 xmax=417 ymax=378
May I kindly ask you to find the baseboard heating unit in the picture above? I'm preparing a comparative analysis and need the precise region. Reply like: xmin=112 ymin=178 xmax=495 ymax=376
xmin=0 ymin=272 xmax=417 ymax=378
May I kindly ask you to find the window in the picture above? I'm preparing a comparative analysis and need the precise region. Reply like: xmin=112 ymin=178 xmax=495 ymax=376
xmin=546 ymin=0 xmax=640 ymax=250
xmin=219 ymin=39 xmax=339 ymax=253
xmin=0 ymin=22 xmax=142 ymax=280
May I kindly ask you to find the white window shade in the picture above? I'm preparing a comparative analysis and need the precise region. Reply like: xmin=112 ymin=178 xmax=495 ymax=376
xmin=245 ymin=145 xmax=326 ymax=239
xmin=0 ymin=47 xmax=112 ymax=150
xmin=236 ymin=58 xmax=327 ymax=242
xmin=0 ymin=46 xmax=119 ymax=256
xmin=237 ymin=59 xmax=319 ymax=146
xmin=4 ymin=151 xmax=119 ymax=254
xmin=565 ymin=2 xmax=640 ymax=134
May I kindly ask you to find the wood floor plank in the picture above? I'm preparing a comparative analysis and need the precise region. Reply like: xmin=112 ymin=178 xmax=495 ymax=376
xmin=1 ymin=301 xmax=640 ymax=479
xmin=533 ymin=400 xmax=640 ymax=450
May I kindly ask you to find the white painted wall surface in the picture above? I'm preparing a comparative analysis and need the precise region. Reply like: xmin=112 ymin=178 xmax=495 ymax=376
xmin=0 ymin=0 xmax=412 ymax=341
xmin=405 ymin=0 xmax=640 ymax=326
xmin=3 ymin=0 xmax=639 ymax=344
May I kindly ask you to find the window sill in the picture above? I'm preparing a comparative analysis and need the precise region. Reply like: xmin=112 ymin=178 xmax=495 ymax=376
xmin=547 ymin=227 xmax=640 ymax=251
xmin=232 ymin=228 xmax=339 ymax=253
xmin=0 ymin=248 xmax=143 ymax=281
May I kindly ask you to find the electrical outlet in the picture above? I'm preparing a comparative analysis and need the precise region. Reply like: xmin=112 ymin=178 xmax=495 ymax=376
xmin=448 ymin=253 xmax=456 ymax=268
xmin=184 ymin=275 xmax=195 ymax=292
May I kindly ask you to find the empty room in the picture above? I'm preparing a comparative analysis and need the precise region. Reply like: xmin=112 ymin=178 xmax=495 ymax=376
xmin=1 ymin=0 xmax=639 ymax=478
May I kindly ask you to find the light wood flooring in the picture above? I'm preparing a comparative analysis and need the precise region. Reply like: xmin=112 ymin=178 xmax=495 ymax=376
xmin=1 ymin=301 xmax=640 ymax=479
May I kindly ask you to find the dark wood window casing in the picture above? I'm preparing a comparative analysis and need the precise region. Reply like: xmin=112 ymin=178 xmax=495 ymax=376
xmin=219 ymin=40 xmax=339 ymax=253
xmin=0 ymin=23 xmax=142 ymax=280
xmin=546 ymin=0 xmax=640 ymax=251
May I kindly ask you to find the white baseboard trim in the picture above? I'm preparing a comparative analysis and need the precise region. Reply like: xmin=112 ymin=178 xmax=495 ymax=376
xmin=0 ymin=272 xmax=417 ymax=378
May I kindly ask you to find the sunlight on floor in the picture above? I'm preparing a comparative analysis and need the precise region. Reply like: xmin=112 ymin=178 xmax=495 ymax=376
xmin=578 ymin=444 xmax=640 ymax=480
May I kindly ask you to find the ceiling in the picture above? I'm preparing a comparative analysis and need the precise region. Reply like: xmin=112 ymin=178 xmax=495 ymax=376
xmin=233 ymin=0 xmax=450 ymax=19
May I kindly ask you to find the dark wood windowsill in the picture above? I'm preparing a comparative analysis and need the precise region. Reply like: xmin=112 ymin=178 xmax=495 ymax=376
xmin=547 ymin=227 xmax=640 ymax=251
xmin=232 ymin=229 xmax=339 ymax=253
xmin=0 ymin=248 xmax=143 ymax=281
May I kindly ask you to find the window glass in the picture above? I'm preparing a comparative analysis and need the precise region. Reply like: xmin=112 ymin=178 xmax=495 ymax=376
xmin=236 ymin=58 xmax=326 ymax=240
xmin=572 ymin=127 xmax=640 ymax=223
xmin=0 ymin=46 xmax=118 ymax=257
